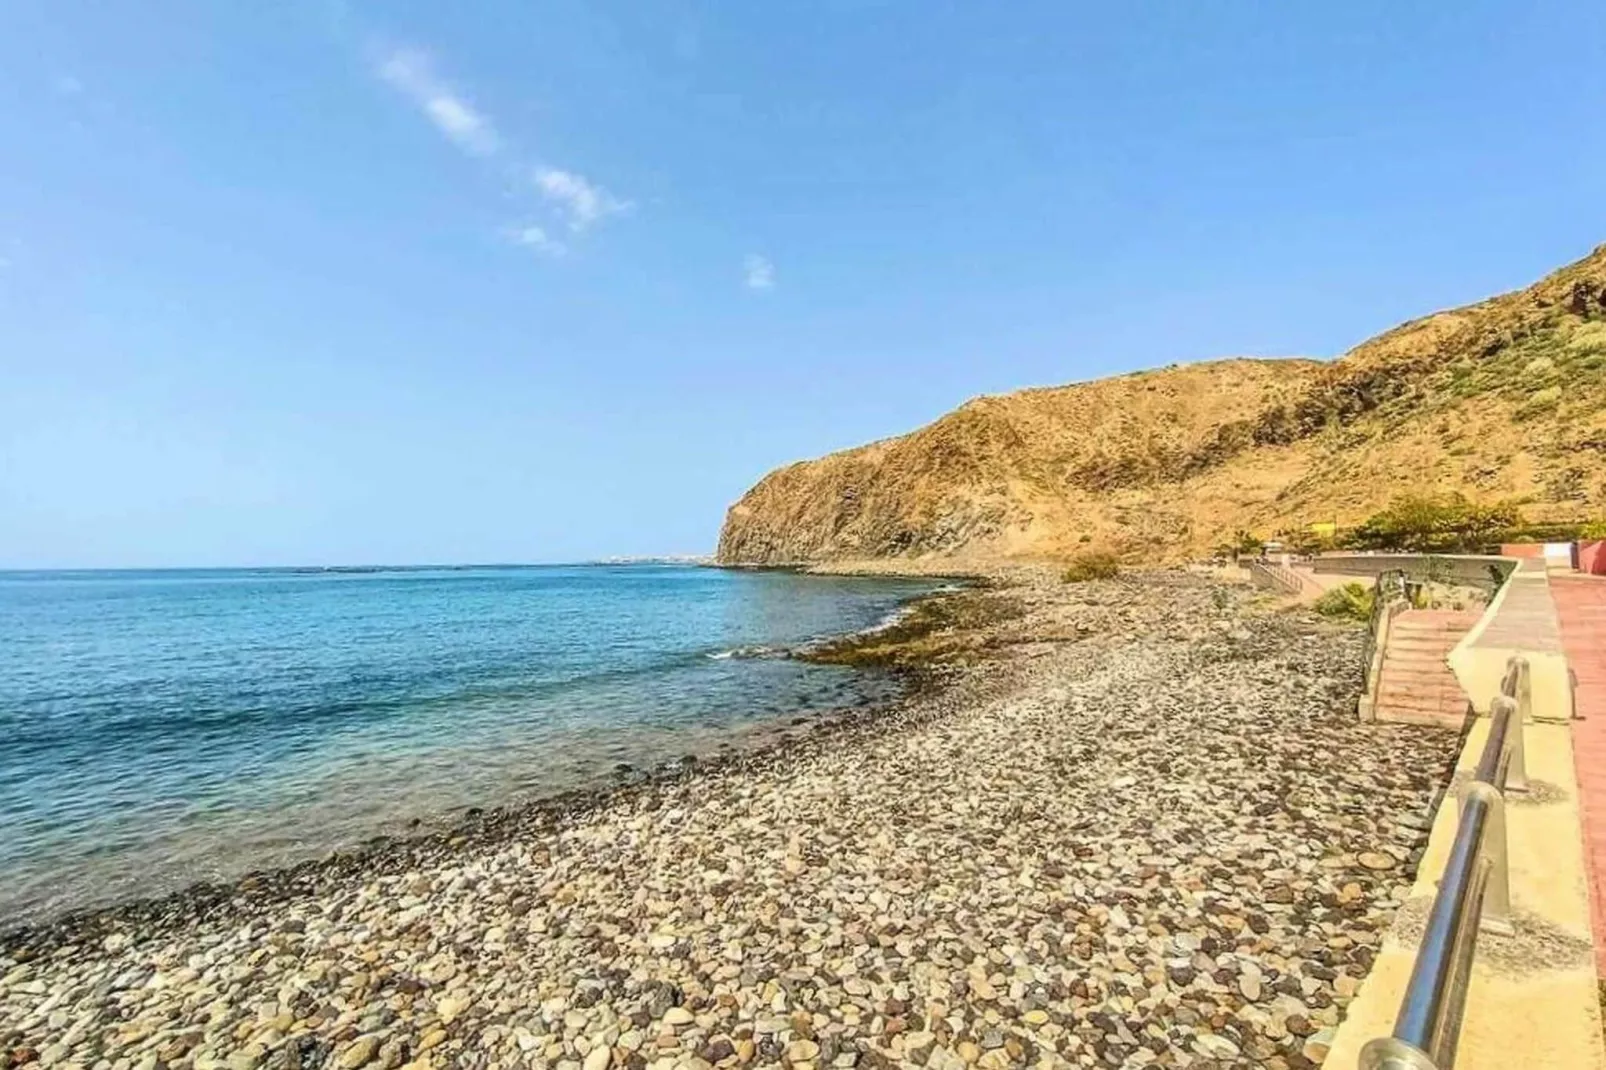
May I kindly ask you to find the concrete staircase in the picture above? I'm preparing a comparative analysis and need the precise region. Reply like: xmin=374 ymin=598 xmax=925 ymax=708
xmin=1373 ymin=609 xmax=1480 ymax=726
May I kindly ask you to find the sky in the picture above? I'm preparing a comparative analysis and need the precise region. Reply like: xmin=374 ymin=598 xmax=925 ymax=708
xmin=2 ymin=1 xmax=1604 ymax=568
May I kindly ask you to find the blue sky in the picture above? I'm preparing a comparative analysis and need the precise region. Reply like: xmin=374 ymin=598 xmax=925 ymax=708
xmin=2 ymin=1 xmax=1603 ymax=567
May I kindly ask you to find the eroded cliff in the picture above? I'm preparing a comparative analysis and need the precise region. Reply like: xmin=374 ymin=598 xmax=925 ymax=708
xmin=718 ymin=243 xmax=1606 ymax=564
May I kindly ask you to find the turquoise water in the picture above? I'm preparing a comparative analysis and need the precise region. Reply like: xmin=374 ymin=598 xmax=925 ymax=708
xmin=0 ymin=565 xmax=938 ymax=923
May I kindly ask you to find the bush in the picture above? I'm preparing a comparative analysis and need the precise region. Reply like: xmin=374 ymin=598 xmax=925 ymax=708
xmin=1341 ymin=494 xmax=1522 ymax=553
xmin=1314 ymin=582 xmax=1375 ymax=623
xmin=1062 ymin=551 xmax=1121 ymax=583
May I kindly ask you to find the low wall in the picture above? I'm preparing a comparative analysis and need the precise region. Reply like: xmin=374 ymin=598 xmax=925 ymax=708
xmin=1324 ymin=715 xmax=1605 ymax=1068
xmin=1448 ymin=566 xmax=1571 ymax=719
xmin=1311 ymin=553 xmax=1515 ymax=591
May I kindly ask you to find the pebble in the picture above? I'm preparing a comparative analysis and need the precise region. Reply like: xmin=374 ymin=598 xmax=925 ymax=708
xmin=0 ymin=577 xmax=1457 ymax=1070
xmin=337 ymin=1036 xmax=380 ymax=1069
xmin=1193 ymin=1034 xmax=1241 ymax=1059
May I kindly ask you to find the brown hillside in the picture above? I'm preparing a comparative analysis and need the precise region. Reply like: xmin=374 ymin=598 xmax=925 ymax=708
xmin=717 ymin=243 xmax=1606 ymax=565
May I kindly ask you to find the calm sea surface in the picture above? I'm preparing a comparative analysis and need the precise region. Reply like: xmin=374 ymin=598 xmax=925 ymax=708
xmin=0 ymin=565 xmax=939 ymax=923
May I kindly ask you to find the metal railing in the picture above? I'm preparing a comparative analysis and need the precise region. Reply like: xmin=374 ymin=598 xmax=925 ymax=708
xmin=1246 ymin=558 xmax=1305 ymax=595
xmin=1359 ymin=655 xmax=1531 ymax=1070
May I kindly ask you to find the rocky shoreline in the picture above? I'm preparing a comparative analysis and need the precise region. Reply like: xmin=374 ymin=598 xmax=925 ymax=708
xmin=2 ymin=573 xmax=1463 ymax=1070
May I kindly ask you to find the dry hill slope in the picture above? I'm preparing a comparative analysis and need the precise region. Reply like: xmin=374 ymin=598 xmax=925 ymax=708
xmin=717 ymin=243 xmax=1606 ymax=565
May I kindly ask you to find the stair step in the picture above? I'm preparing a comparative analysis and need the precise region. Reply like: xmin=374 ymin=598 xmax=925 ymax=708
xmin=1378 ymin=678 xmax=1463 ymax=694
xmin=1374 ymin=706 xmax=1469 ymax=727
xmin=1379 ymin=678 xmax=1462 ymax=694
xmin=1376 ymin=693 xmax=1466 ymax=709
xmin=1380 ymin=660 xmax=1454 ymax=676
xmin=1374 ymin=687 xmax=1464 ymax=703
xmin=1379 ymin=691 xmax=1465 ymax=708
xmin=1387 ymin=628 xmax=1469 ymax=641
xmin=1384 ymin=640 xmax=1459 ymax=653
xmin=1374 ymin=690 xmax=1471 ymax=706
xmin=1383 ymin=646 xmax=1455 ymax=659
xmin=1380 ymin=659 xmax=1457 ymax=674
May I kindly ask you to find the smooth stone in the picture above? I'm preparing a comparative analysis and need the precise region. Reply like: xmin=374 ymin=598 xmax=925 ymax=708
xmin=1192 ymin=1034 xmax=1240 ymax=1060
xmin=338 ymin=1036 xmax=381 ymax=1070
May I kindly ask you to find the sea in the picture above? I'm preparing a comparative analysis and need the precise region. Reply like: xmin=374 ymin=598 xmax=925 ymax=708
xmin=0 ymin=564 xmax=940 ymax=925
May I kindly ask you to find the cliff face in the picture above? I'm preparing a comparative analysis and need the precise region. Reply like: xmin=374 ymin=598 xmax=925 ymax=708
xmin=717 ymin=243 xmax=1606 ymax=565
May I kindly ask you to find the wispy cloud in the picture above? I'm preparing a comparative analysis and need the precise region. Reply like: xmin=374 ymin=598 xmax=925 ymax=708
xmin=369 ymin=42 xmax=632 ymax=256
xmin=53 ymin=75 xmax=83 ymax=97
xmin=511 ymin=225 xmax=566 ymax=257
xmin=743 ymin=254 xmax=775 ymax=291
xmin=375 ymin=47 xmax=499 ymax=157
xmin=534 ymin=168 xmax=631 ymax=232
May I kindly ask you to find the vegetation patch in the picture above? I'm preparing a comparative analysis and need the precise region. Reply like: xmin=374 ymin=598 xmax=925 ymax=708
xmin=1265 ymin=492 xmax=1606 ymax=558
xmin=1062 ymin=551 xmax=1122 ymax=583
xmin=801 ymin=588 xmax=1026 ymax=670
xmin=1313 ymin=582 xmax=1375 ymax=624
xmin=1341 ymin=493 xmax=1520 ymax=553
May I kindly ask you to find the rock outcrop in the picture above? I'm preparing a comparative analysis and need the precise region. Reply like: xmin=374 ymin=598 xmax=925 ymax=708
xmin=718 ymin=243 xmax=1606 ymax=565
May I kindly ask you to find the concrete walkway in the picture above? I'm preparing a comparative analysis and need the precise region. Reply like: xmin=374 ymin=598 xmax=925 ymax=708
xmin=1554 ymin=575 xmax=1606 ymax=974
xmin=1330 ymin=564 xmax=1606 ymax=1069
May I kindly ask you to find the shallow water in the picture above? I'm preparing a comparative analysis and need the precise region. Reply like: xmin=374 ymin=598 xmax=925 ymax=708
xmin=0 ymin=564 xmax=938 ymax=923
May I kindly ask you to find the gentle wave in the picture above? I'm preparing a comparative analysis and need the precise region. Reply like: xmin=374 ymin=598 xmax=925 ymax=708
xmin=705 ymin=644 xmax=790 ymax=660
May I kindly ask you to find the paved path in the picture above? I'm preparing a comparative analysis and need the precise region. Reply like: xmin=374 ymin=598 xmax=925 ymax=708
xmin=1554 ymin=575 xmax=1606 ymax=973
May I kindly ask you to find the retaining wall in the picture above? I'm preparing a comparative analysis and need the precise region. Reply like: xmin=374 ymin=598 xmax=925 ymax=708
xmin=1311 ymin=553 xmax=1515 ymax=591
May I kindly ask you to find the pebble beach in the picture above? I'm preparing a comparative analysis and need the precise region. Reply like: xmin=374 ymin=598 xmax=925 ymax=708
xmin=2 ymin=574 xmax=1463 ymax=1070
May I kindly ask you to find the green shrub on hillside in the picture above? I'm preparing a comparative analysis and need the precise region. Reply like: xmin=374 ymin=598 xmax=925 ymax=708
xmin=1062 ymin=551 xmax=1121 ymax=583
xmin=1314 ymin=582 xmax=1375 ymax=623
xmin=1341 ymin=494 xmax=1522 ymax=553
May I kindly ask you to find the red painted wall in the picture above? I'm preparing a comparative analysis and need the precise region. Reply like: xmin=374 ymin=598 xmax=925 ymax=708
xmin=1581 ymin=540 xmax=1606 ymax=576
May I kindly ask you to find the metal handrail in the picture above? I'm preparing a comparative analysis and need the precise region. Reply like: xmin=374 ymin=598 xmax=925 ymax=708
xmin=1359 ymin=655 xmax=1530 ymax=1070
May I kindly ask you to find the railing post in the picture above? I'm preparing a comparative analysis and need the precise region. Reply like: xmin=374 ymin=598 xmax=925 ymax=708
xmin=1513 ymin=655 xmax=1531 ymax=722
xmin=1359 ymin=1036 xmax=1441 ymax=1069
xmin=1497 ymin=692 xmax=1528 ymax=793
xmin=1463 ymin=780 xmax=1513 ymax=935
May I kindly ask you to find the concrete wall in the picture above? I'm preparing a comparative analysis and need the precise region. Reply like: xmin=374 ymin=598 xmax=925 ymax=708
xmin=1311 ymin=553 xmax=1515 ymax=591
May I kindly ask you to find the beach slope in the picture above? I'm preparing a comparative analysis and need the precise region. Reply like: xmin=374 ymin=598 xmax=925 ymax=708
xmin=1 ymin=574 xmax=1459 ymax=1070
